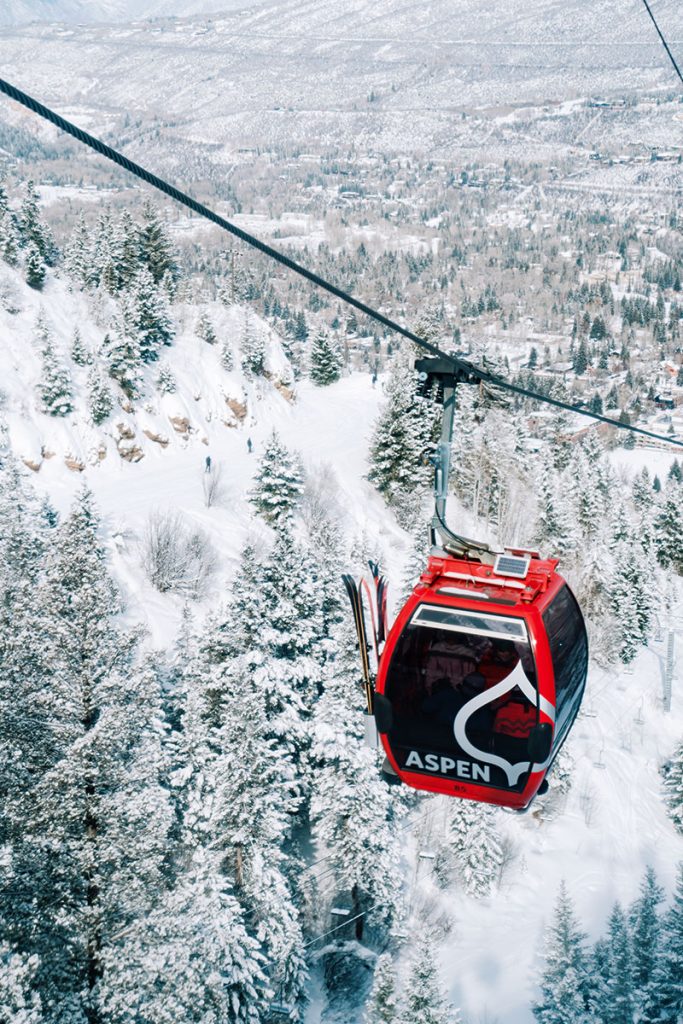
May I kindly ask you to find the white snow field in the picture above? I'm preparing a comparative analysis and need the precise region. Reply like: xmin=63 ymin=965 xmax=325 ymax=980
xmin=1 ymin=254 xmax=682 ymax=1022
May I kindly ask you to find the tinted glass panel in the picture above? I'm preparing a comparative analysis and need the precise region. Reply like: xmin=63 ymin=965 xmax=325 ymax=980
xmin=542 ymin=585 xmax=588 ymax=744
xmin=383 ymin=610 xmax=538 ymax=792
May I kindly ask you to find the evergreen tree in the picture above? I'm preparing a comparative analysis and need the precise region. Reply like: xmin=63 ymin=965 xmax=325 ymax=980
xmin=100 ymin=850 xmax=269 ymax=1024
xmin=592 ymin=903 xmax=635 ymax=1024
xmin=137 ymin=201 xmax=178 ymax=285
xmin=156 ymin=364 xmax=177 ymax=394
xmin=221 ymin=339 xmax=235 ymax=370
xmin=535 ymin=453 xmax=577 ymax=559
xmin=91 ymin=209 xmax=121 ymax=294
xmin=196 ymin=311 xmax=217 ymax=345
xmin=63 ymin=212 xmax=92 ymax=289
xmin=101 ymin=328 xmax=142 ymax=399
xmin=655 ymin=496 xmax=683 ymax=574
xmin=0 ymin=489 xmax=176 ymax=1022
xmin=130 ymin=268 xmax=175 ymax=362
xmin=241 ymin=311 xmax=266 ymax=376
xmin=573 ymin=337 xmax=589 ymax=374
xmin=629 ymin=866 xmax=664 ymax=1023
xmin=24 ymin=240 xmax=46 ymax=289
xmin=662 ymin=742 xmax=683 ymax=834
xmin=250 ymin=431 xmax=304 ymax=526
xmin=70 ymin=327 xmax=92 ymax=366
xmin=402 ymin=932 xmax=461 ymax=1024
xmin=364 ymin=953 xmax=399 ymax=1024
xmin=651 ymin=862 xmax=683 ymax=1024
xmin=609 ymin=534 xmax=655 ymax=662
xmin=459 ymin=803 xmax=503 ymax=898
xmin=310 ymin=621 xmax=401 ymax=941
xmin=194 ymin=596 xmax=308 ymax=1016
xmin=0 ymin=943 xmax=44 ymax=1024
xmin=0 ymin=178 xmax=19 ymax=266
xmin=203 ymin=541 xmax=266 ymax=668
xmin=116 ymin=210 xmax=141 ymax=288
xmin=87 ymin=367 xmax=114 ymax=425
xmin=309 ymin=329 xmax=343 ymax=385
xmin=18 ymin=180 xmax=54 ymax=264
xmin=38 ymin=338 xmax=73 ymax=416
xmin=368 ymin=355 xmax=437 ymax=505
xmin=533 ymin=882 xmax=591 ymax=1024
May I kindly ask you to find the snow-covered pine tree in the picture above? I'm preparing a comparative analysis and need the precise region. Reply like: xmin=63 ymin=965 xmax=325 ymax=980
xmin=101 ymin=328 xmax=142 ymax=399
xmin=650 ymin=862 xmax=683 ymax=1024
xmin=18 ymin=180 xmax=54 ymax=265
xmin=1 ymin=486 xmax=176 ymax=1022
xmin=609 ymin=535 xmax=653 ymax=663
xmin=0 ymin=178 xmax=19 ymax=266
xmin=214 ymin=661 xmax=308 ymax=1017
xmin=221 ymin=339 xmax=235 ymax=370
xmin=368 ymin=355 xmax=437 ymax=506
xmin=449 ymin=383 xmax=478 ymax=509
xmin=0 ymin=943 xmax=43 ymax=1024
xmin=458 ymin=802 xmax=503 ymax=898
xmin=534 ymin=452 xmax=578 ymax=560
xmin=130 ymin=267 xmax=175 ymax=362
xmin=180 ymin=590 xmax=308 ymax=1017
xmin=137 ymin=201 xmax=178 ymax=285
xmin=402 ymin=932 xmax=462 ymax=1024
xmin=156 ymin=364 xmax=177 ymax=394
xmin=662 ymin=742 xmax=683 ymax=834
xmin=87 ymin=367 xmax=114 ymax=425
xmin=241 ymin=311 xmax=266 ymax=376
xmin=63 ymin=211 xmax=92 ymax=289
xmin=196 ymin=310 xmax=217 ymax=345
xmin=202 ymin=541 xmax=266 ymax=671
xmin=655 ymin=495 xmax=683 ymax=574
xmin=364 ymin=952 xmax=399 ymax=1024
xmin=70 ymin=326 xmax=92 ymax=366
xmin=591 ymin=902 xmax=635 ymax=1024
xmin=24 ymin=240 xmax=46 ymax=289
xmin=38 ymin=337 xmax=73 ymax=417
xmin=533 ymin=882 xmax=591 ymax=1024
xmin=255 ymin=527 xmax=324 ymax=767
xmin=91 ymin=209 xmax=122 ymax=294
xmin=250 ymin=430 xmax=304 ymax=526
xmin=310 ymin=620 xmax=402 ymax=942
xmin=113 ymin=210 xmax=141 ymax=289
xmin=309 ymin=328 xmax=343 ymax=385
xmin=629 ymin=866 xmax=664 ymax=1024
xmin=100 ymin=849 xmax=269 ymax=1024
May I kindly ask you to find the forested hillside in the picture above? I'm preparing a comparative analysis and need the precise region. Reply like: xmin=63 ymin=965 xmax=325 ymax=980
xmin=0 ymin=161 xmax=682 ymax=1024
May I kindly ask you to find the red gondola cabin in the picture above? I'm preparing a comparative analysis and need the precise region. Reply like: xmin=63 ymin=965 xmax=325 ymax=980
xmin=373 ymin=550 xmax=588 ymax=811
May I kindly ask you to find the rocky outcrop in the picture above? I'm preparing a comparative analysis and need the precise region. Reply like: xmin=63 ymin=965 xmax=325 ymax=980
xmin=143 ymin=429 xmax=170 ymax=448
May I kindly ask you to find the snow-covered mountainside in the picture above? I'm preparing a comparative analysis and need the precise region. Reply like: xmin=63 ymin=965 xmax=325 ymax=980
xmin=0 ymin=0 xmax=261 ymax=27
xmin=1 ymin=0 xmax=683 ymax=1007
xmin=1 ymin=0 xmax=683 ymax=165
xmin=0 ymin=176 xmax=679 ymax=1024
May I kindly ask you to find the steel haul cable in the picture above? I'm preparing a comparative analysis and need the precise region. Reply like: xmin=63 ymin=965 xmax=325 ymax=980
xmin=639 ymin=0 xmax=683 ymax=85
xmin=0 ymin=76 xmax=682 ymax=449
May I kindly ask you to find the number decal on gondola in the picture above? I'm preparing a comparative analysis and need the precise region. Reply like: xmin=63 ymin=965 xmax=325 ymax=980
xmin=453 ymin=662 xmax=555 ymax=788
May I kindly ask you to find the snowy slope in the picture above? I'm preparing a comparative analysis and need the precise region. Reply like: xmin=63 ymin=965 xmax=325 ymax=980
xmin=0 ymin=257 xmax=405 ymax=649
xmin=0 ymin=0 xmax=263 ymax=27
xmin=2 ymin=252 xmax=682 ymax=1023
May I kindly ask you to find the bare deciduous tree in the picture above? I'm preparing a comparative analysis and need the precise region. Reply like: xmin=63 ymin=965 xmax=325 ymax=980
xmin=202 ymin=463 xmax=225 ymax=508
xmin=142 ymin=510 xmax=216 ymax=598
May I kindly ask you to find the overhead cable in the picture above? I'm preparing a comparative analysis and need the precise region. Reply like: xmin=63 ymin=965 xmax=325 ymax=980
xmin=0 ymin=77 xmax=682 ymax=449
xmin=639 ymin=0 xmax=683 ymax=84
